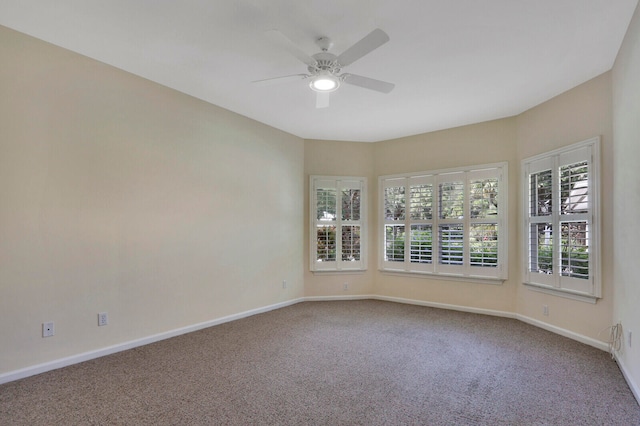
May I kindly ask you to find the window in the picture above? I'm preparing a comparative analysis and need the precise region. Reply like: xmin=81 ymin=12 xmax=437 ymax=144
xmin=310 ymin=176 xmax=367 ymax=272
xmin=522 ymin=137 xmax=601 ymax=301
xmin=379 ymin=163 xmax=507 ymax=281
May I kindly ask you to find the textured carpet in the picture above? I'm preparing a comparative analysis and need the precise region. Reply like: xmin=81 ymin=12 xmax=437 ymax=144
xmin=1 ymin=300 xmax=639 ymax=425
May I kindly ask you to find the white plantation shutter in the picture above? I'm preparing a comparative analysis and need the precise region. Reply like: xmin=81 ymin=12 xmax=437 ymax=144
xmin=437 ymin=172 xmax=466 ymax=275
xmin=382 ymin=178 xmax=406 ymax=269
xmin=382 ymin=175 xmax=437 ymax=273
xmin=522 ymin=137 xmax=600 ymax=301
xmin=380 ymin=163 xmax=507 ymax=281
xmin=311 ymin=176 xmax=367 ymax=272
xmin=467 ymin=168 xmax=502 ymax=278
xmin=409 ymin=176 xmax=434 ymax=271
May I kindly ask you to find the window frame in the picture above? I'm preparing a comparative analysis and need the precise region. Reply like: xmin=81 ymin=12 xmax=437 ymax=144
xmin=310 ymin=175 xmax=367 ymax=273
xmin=378 ymin=162 xmax=508 ymax=283
xmin=521 ymin=137 xmax=601 ymax=303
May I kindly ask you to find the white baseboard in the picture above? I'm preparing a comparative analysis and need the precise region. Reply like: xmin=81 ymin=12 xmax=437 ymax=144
xmin=303 ymin=294 xmax=376 ymax=302
xmin=371 ymin=295 xmax=516 ymax=319
xmin=615 ymin=354 xmax=640 ymax=406
xmin=0 ymin=298 xmax=304 ymax=385
xmin=515 ymin=313 xmax=609 ymax=351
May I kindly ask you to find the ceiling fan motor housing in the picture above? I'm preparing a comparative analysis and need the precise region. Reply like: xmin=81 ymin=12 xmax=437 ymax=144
xmin=309 ymin=52 xmax=341 ymax=74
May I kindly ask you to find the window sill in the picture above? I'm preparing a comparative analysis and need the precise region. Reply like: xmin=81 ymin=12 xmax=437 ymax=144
xmin=311 ymin=269 xmax=367 ymax=276
xmin=523 ymin=282 xmax=598 ymax=304
xmin=379 ymin=269 xmax=505 ymax=285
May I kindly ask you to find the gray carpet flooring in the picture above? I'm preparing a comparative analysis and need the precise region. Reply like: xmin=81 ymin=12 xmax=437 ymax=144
xmin=1 ymin=300 xmax=639 ymax=425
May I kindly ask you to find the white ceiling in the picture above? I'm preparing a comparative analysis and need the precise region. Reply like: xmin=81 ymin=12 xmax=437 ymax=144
xmin=1 ymin=0 xmax=638 ymax=142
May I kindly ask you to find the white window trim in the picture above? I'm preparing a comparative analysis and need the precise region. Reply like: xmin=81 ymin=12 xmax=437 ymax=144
xmin=310 ymin=175 xmax=367 ymax=273
xmin=521 ymin=137 xmax=601 ymax=302
xmin=380 ymin=270 xmax=505 ymax=286
xmin=378 ymin=162 xmax=508 ymax=283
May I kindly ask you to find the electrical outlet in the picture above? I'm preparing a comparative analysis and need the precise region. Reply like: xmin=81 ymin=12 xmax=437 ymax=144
xmin=98 ymin=312 xmax=109 ymax=327
xmin=629 ymin=330 xmax=633 ymax=348
xmin=282 ymin=280 xmax=287 ymax=289
xmin=343 ymin=282 xmax=349 ymax=291
xmin=543 ymin=305 xmax=549 ymax=316
xmin=42 ymin=322 xmax=54 ymax=338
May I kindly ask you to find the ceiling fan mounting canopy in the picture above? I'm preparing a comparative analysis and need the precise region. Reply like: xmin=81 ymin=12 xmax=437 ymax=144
xmin=315 ymin=36 xmax=334 ymax=52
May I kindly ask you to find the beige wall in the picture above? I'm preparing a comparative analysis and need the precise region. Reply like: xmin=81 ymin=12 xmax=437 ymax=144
xmin=304 ymin=140 xmax=375 ymax=297
xmin=516 ymin=72 xmax=614 ymax=340
xmin=372 ymin=119 xmax=519 ymax=313
xmin=613 ymin=2 xmax=640 ymax=397
xmin=0 ymin=26 xmax=304 ymax=374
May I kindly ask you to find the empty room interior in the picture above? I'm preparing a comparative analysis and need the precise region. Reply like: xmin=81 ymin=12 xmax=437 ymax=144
xmin=1 ymin=1 xmax=640 ymax=423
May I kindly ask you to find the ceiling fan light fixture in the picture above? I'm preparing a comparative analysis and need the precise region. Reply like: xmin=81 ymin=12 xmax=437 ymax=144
xmin=309 ymin=71 xmax=340 ymax=92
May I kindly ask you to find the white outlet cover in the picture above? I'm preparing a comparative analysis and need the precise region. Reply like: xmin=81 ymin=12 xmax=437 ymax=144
xmin=42 ymin=322 xmax=54 ymax=337
xmin=98 ymin=312 xmax=108 ymax=326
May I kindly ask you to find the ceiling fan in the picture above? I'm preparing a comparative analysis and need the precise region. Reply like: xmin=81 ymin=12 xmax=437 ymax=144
xmin=254 ymin=28 xmax=395 ymax=108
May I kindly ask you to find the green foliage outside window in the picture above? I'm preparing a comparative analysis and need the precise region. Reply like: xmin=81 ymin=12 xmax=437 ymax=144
xmin=317 ymin=225 xmax=336 ymax=261
xmin=410 ymin=229 xmax=433 ymax=263
xmin=385 ymin=226 xmax=405 ymax=262
xmin=531 ymin=231 xmax=589 ymax=278
xmin=470 ymin=224 xmax=498 ymax=267
xmin=317 ymin=225 xmax=362 ymax=262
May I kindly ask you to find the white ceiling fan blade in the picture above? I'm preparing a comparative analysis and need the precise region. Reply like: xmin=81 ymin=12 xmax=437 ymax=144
xmin=337 ymin=29 xmax=390 ymax=67
xmin=316 ymin=91 xmax=330 ymax=108
xmin=342 ymin=74 xmax=395 ymax=93
xmin=265 ymin=30 xmax=317 ymax=67
xmin=252 ymin=74 xmax=309 ymax=86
